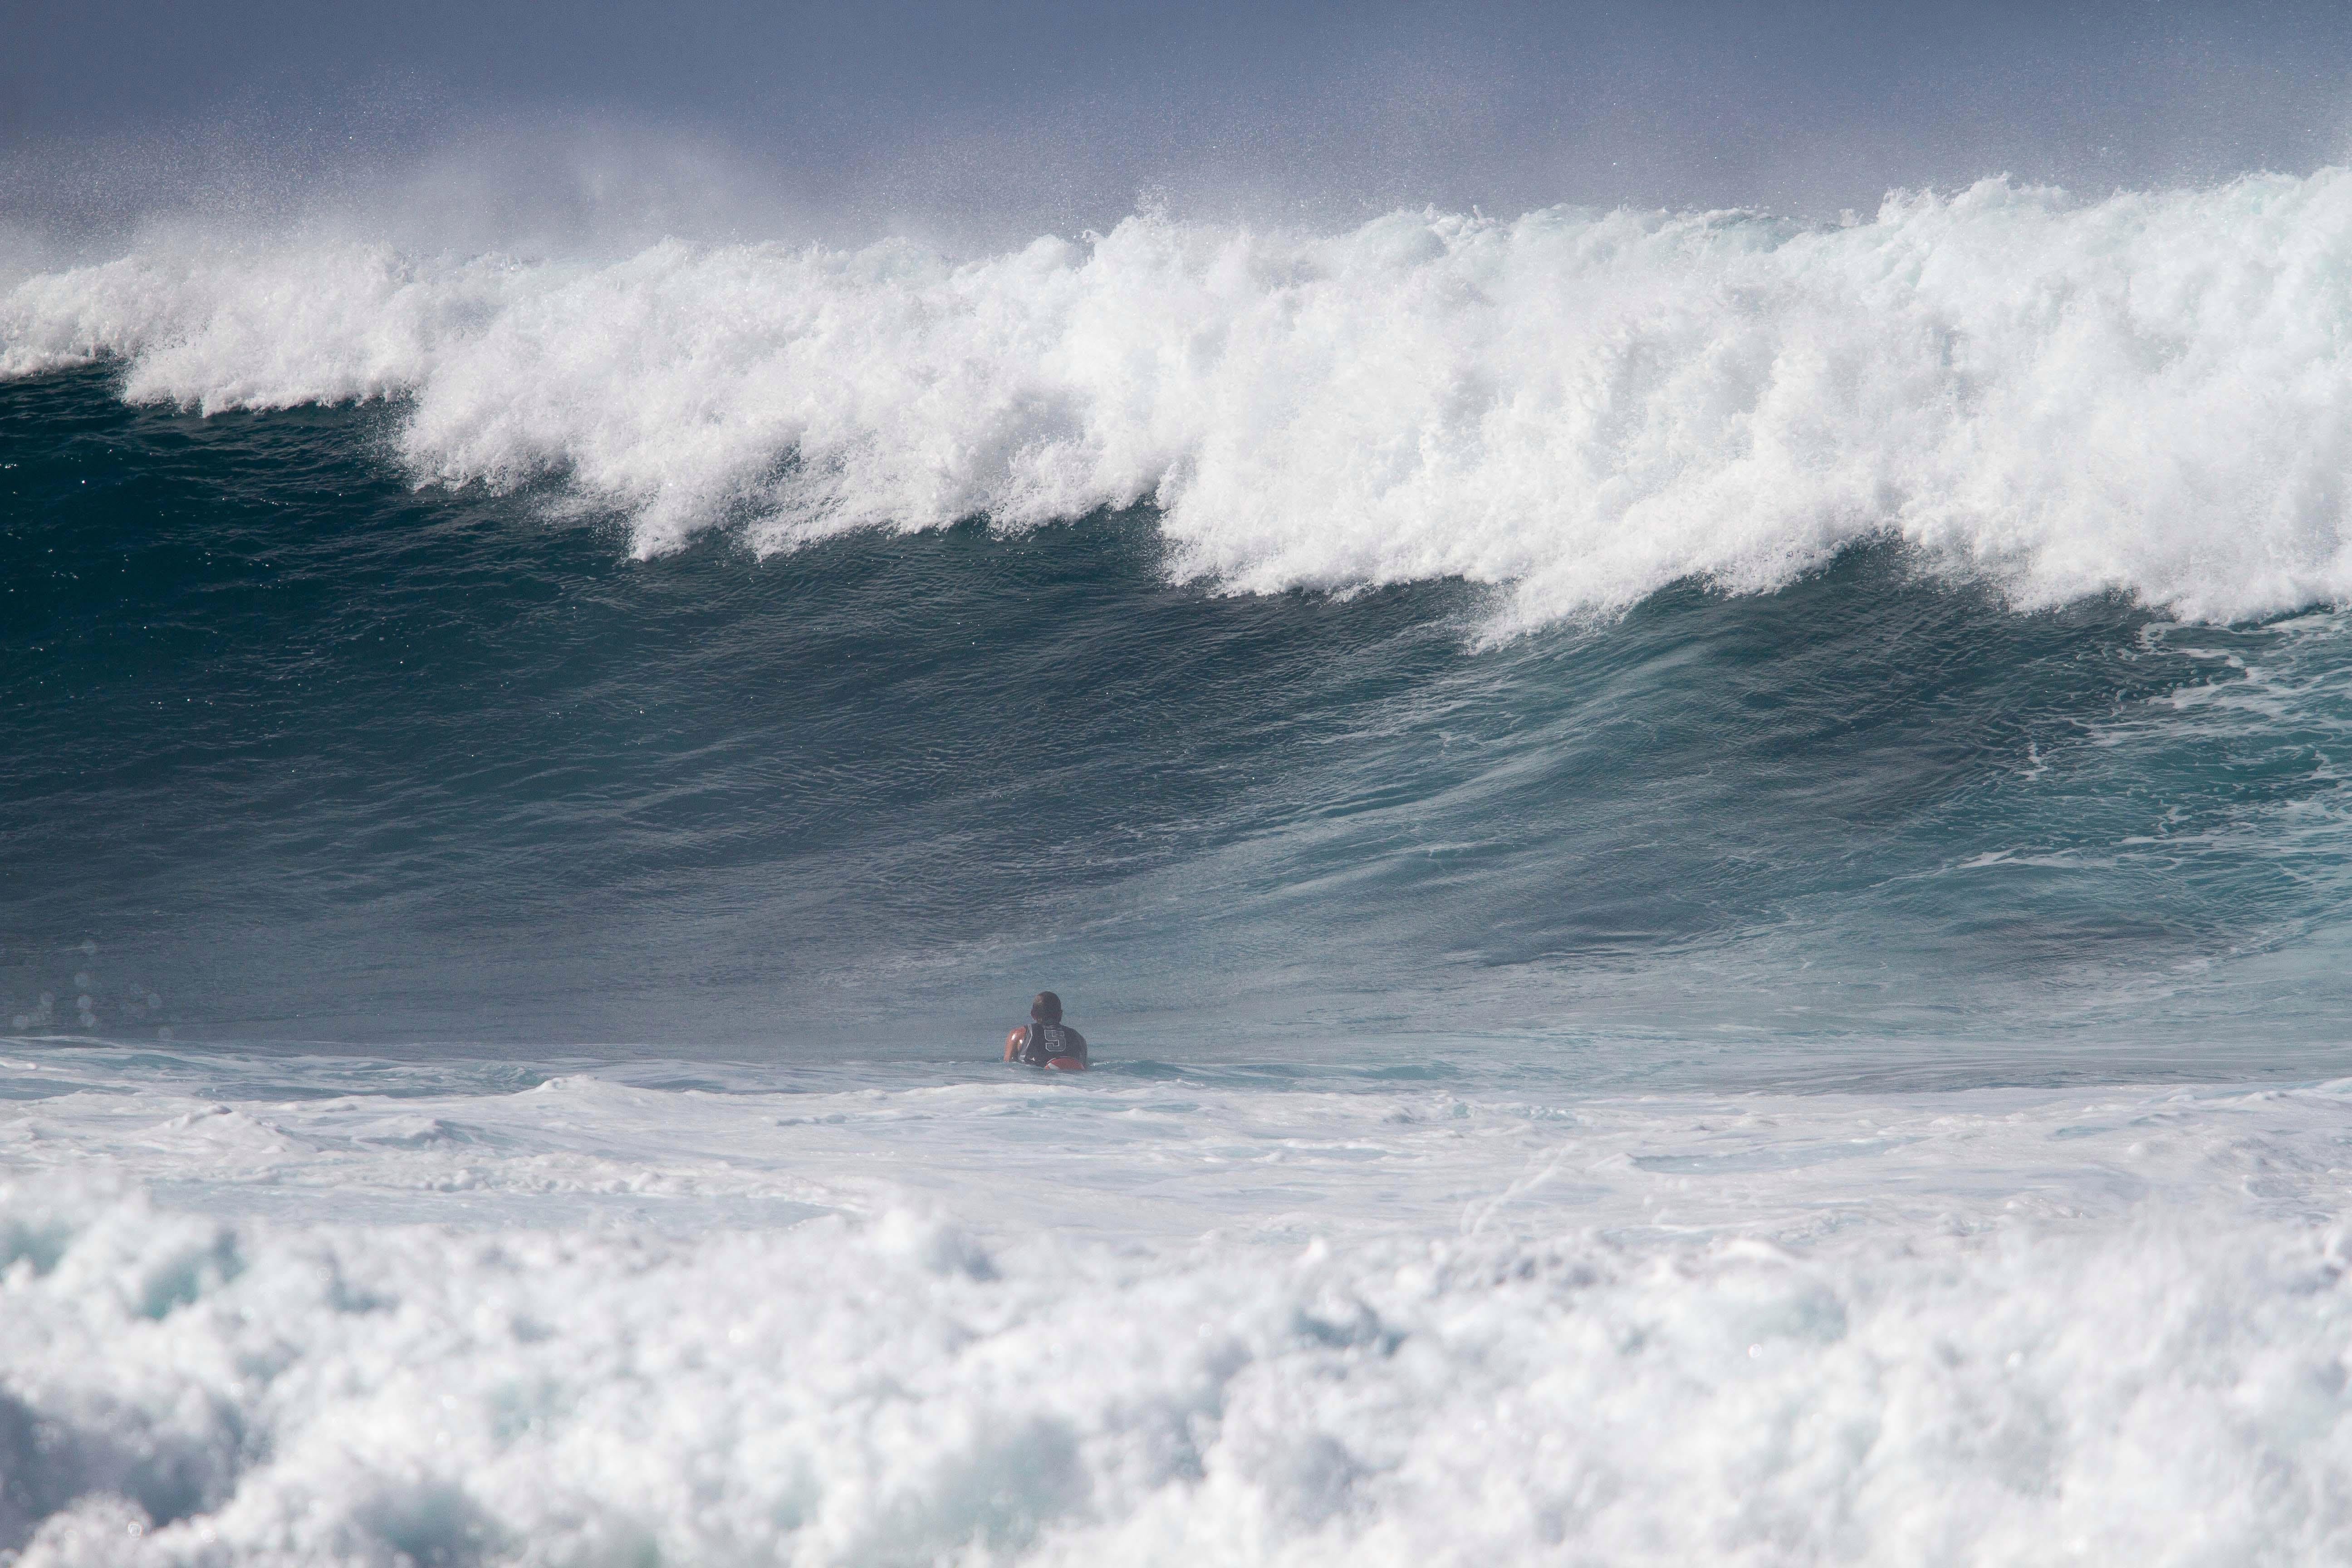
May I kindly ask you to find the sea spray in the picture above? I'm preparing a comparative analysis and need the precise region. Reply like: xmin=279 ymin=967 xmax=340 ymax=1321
xmin=11 ymin=173 xmax=2352 ymax=629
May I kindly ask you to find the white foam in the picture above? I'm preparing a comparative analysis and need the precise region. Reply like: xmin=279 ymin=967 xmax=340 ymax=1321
xmin=11 ymin=173 xmax=2352 ymax=627
xmin=6 ymin=1053 xmax=2352 ymax=1561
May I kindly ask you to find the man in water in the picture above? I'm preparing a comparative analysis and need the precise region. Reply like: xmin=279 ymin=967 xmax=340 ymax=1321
xmin=1004 ymin=991 xmax=1089 ymax=1069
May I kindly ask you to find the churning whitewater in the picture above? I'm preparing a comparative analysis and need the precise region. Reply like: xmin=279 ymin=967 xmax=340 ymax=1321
xmin=10 ymin=172 xmax=2352 ymax=627
xmin=11 ymin=164 xmax=2352 ymax=1567
xmin=9 ymin=1050 xmax=2352 ymax=1566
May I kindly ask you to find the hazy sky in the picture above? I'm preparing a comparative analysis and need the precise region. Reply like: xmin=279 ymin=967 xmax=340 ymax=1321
xmin=8 ymin=0 xmax=2352 ymax=245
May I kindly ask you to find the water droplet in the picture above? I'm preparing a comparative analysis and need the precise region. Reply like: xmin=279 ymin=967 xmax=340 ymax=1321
xmin=79 ymin=940 xmax=96 ymax=957
xmin=71 ymin=972 xmax=89 ymax=990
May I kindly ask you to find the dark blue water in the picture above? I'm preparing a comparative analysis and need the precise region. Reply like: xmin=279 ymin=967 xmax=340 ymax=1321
xmin=7 ymin=364 xmax=2351 ymax=1068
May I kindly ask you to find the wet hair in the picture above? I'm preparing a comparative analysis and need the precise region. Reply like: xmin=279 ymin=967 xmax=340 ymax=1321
xmin=1030 ymin=991 xmax=1063 ymax=1024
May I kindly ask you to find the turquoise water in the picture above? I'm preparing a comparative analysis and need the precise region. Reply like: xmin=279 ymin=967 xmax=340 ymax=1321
xmin=6 ymin=353 xmax=2351 ymax=1073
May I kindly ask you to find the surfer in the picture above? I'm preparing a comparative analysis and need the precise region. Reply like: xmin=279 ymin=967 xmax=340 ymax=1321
xmin=1004 ymin=991 xmax=1089 ymax=1070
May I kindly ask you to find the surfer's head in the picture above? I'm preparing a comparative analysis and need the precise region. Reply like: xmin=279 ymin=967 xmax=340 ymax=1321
xmin=1030 ymin=991 xmax=1063 ymax=1024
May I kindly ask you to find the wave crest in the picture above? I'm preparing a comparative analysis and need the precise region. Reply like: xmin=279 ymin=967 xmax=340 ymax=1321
xmin=10 ymin=172 xmax=2352 ymax=626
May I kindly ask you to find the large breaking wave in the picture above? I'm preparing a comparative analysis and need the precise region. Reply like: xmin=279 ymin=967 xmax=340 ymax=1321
xmin=10 ymin=172 xmax=2352 ymax=630
xmin=16 ymin=155 xmax=2352 ymax=1568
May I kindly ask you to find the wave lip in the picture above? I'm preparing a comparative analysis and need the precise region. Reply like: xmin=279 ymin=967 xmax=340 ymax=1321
xmin=10 ymin=172 xmax=2352 ymax=627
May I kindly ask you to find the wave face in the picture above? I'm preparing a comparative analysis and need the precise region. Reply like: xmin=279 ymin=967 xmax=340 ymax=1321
xmin=12 ymin=173 xmax=2352 ymax=629
xmin=9 ymin=264 xmax=2352 ymax=1058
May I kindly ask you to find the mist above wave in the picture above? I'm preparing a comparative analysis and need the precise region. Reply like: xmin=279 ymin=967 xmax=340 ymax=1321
xmin=9 ymin=172 xmax=2352 ymax=627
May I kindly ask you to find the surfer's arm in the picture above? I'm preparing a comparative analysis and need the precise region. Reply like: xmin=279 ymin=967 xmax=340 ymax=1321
xmin=1004 ymin=1026 xmax=1026 ymax=1062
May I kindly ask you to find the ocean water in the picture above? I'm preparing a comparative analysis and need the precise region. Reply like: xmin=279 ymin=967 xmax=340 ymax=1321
xmin=8 ymin=172 xmax=2352 ymax=1563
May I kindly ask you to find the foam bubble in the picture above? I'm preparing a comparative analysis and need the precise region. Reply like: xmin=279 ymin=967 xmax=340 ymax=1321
xmin=2 ymin=1176 xmax=2350 ymax=1565
xmin=10 ymin=172 xmax=2352 ymax=627
xmin=4 ymin=1055 xmax=2352 ymax=1560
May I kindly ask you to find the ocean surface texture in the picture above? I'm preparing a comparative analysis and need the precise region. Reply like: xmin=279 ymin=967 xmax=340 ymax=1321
xmin=9 ymin=173 xmax=2352 ymax=1564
